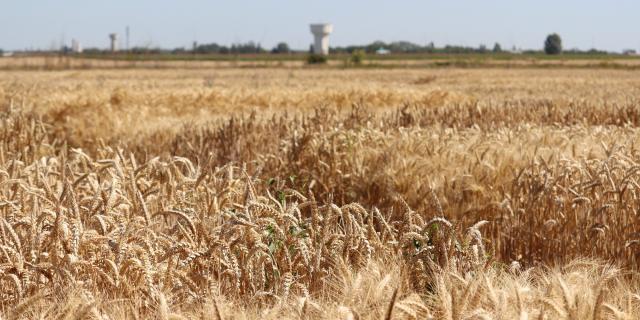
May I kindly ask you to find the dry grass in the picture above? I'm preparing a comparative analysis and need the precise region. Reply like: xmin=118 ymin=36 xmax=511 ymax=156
xmin=1 ymin=67 xmax=640 ymax=318
xmin=2 ymin=56 xmax=640 ymax=71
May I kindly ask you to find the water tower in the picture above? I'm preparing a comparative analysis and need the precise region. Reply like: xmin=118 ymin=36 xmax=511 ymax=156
xmin=310 ymin=24 xmax=333 ymax=55
xmin=109 ymin=33 xmax=119 ymax=52
xmin=71 ymin=39 xmax=82 ymax=53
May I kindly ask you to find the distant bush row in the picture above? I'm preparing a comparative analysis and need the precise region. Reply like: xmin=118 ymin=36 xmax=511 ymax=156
xmin=53 ymin=34 xmax=629 ymax=56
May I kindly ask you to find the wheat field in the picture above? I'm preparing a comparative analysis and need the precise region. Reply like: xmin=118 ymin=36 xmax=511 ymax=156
xmin=1 ymin=66 xmax=640 ymax=319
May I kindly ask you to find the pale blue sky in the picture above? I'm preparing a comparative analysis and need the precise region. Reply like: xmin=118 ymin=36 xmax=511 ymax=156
xmin=1 ymin=1 xmax=637 ymax=52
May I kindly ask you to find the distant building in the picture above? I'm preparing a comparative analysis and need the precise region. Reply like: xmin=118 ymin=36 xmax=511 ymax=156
xmin=507 ymin=46 xmax=523 ymax=54
xmin=109 ymin=33 xmax=119 ymax=52
xmin=375 ymin=48 xmax=391 ymax=55
xmin=623 ymin=49 xmax=637 ymax=56
xmin=71 ymin=39 xmax=83 ymax=53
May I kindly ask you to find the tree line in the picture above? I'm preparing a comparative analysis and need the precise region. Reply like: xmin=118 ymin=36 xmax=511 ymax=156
xmin=13 ymin=33 xmax=629 ymax=56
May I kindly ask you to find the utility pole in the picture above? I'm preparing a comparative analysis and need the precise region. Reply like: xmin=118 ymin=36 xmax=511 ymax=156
xmin=126 ymin=26 xmax=130 ymax=52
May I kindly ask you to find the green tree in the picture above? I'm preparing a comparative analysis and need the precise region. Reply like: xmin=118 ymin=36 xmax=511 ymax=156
xmin=306 ymin=54 xmax=327 ymax=64
xmin=350 ymin=49 xmax=366 ymax=65
xmin=544 ymin=33 xmax=562 ymax=55
xmin=272 ymin=42 xmax=290 ymax=54
xmin=492 ymin=43 xmax=502 ymax=53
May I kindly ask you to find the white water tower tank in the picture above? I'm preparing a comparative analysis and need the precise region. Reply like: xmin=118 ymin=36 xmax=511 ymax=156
xmin=310 ymin=24 xmax=333 ymax=55
xmin=109 ymin=33 xmax=119 ymax=52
